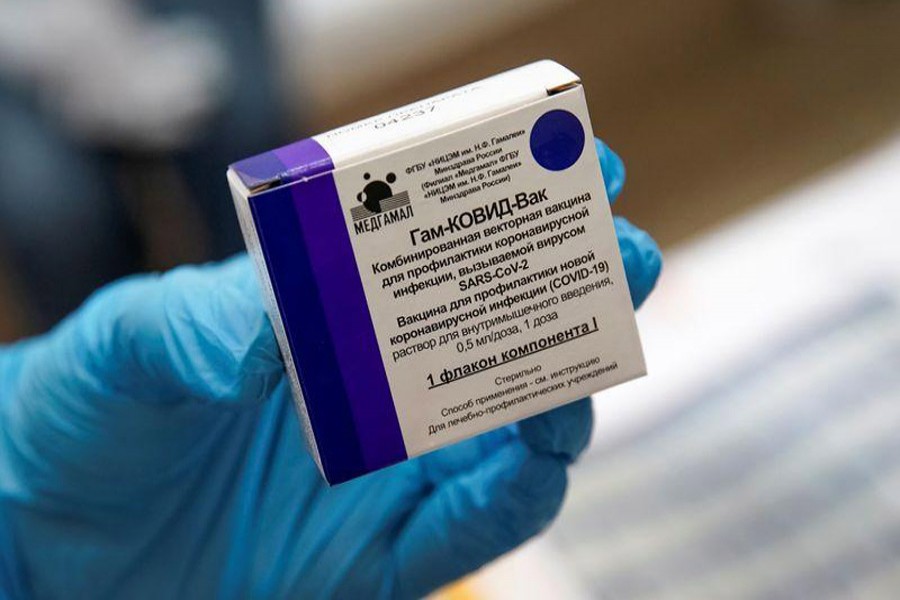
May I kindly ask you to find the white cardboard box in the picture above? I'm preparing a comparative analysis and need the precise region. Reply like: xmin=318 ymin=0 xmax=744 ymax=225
xmin=227 ymin=60 xmax=645 ymax=484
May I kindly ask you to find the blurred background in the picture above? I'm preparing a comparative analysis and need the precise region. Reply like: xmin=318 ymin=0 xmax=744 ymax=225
xmin=1 ymin=0 xmax=899 ymax=598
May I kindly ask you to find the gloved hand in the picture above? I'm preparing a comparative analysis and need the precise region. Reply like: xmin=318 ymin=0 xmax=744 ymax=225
xmin=0 ymin=139 xmax=661 ymax=599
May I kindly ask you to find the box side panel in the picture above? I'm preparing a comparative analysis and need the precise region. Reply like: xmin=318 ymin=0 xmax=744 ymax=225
xmin=227 ymin=170 xmax=325 ymax=477
xmin=244 ymin=172 xmax=408 ymax=484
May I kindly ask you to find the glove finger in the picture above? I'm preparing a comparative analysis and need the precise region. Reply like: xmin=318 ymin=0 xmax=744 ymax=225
xmin=56 ymin=254 xmax=282 ymax=407
xmin=595 ymin=137 xmax=626 ymax=204
xmin=416 ymin=425 xmax=516 ymax=485
xmin=394 ymin=440 xmax=567 ymax=598
xmin=616 ymin=216 xmax=663 ymax=309
xmin=0 ymin=255 xmax=282 ymax=505
xmin=518 ymin=397 xmax=593 ymax=464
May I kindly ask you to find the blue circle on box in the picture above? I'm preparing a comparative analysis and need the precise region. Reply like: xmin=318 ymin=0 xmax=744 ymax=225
xmin=530 ymin=109 xmax=586 ymax=171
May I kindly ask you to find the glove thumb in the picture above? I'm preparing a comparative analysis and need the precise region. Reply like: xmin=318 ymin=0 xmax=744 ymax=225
xmin=0 ymin=255 xmax=283 ymax=506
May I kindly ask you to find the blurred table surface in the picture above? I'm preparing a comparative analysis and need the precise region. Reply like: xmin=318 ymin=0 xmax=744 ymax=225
xmin=439 ymin=129 xmax=900 ymax=600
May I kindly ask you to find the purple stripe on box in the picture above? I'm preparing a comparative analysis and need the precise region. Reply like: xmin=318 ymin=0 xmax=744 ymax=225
xmin=273 ymin=138 xmax=334 ymax=182
xmin=290 ymin=171 xmax=407 ymax=473
xmin=231 ymin=151 xmax=288 ymax=191
xmin=231 ymin=138 xmax=335 ymax=191
xmin=250 ymin=187 xmax=366 ymax=483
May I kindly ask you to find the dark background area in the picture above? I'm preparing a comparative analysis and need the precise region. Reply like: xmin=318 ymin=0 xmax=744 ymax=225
xmin=2 ymin=0 xmax=899 ymax=339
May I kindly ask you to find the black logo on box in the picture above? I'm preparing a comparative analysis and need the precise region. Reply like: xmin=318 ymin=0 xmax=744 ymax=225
xmin=351 ymin=172 xmax=414 ymax=235
xmin=352 ymin=172 xmax=410 ymax=222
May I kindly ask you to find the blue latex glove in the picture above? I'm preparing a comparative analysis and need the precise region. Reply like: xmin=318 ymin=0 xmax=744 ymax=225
xmin=0 ymin=139 xmax=661 ymax=599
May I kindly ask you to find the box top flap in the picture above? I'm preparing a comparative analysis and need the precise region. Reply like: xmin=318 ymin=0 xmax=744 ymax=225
xmin=229 ymin=60 xmax=580 ymax=194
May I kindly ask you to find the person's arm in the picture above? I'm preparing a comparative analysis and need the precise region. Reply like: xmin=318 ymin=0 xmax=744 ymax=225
xmin=0 ymin=139 xmax=660 ymax=599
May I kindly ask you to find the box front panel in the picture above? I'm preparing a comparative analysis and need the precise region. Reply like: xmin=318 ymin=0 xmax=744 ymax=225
xmin=330 ymin=88 xmax=646 ymax=457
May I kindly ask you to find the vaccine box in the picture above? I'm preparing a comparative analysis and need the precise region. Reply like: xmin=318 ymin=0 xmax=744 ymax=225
xmin=227 ymin=60 xmax=646 ymax=484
